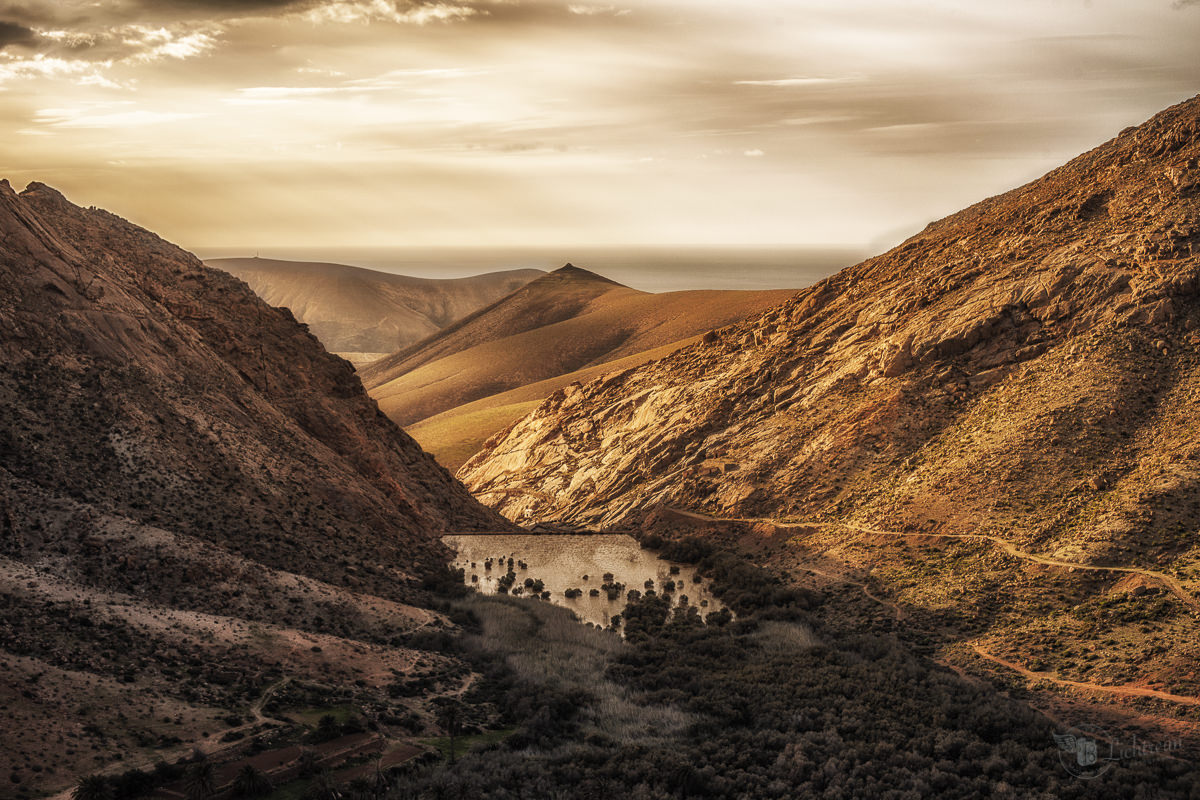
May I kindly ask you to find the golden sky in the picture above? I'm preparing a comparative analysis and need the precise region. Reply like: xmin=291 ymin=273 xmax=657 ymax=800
xmin=2 ymin=0 xmax=1198 ymax=249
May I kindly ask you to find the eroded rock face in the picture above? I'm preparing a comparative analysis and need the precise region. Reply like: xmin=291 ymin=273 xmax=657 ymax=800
xmin=0 ymin=181 xmax=509 ymax=590
xmin=462 ymin=96 xmax=1200 ymax=559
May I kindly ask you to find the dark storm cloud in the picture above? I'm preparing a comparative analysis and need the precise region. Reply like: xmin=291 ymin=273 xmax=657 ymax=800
xmin=0 ymin=20 xmax=34 ymax=48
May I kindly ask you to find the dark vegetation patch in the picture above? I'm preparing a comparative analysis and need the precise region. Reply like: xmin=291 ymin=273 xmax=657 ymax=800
xmin=383 ymin=544 xmax=1194 ymax=798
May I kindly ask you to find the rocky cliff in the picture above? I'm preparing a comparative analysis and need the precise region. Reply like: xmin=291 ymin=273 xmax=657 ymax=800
xmin=462 ymin=95 xmax=1200 ymax=558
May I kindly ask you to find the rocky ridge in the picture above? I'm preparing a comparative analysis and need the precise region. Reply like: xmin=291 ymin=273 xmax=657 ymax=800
xmin=0 ymin=181 xmax=509 ymax=793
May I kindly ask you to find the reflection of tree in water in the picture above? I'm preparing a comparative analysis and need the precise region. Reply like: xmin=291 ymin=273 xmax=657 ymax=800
xmin=443 ymin=534 xmax=727 ymax=628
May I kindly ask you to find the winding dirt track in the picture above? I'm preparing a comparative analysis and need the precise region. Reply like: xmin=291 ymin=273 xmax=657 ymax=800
xmin=797 ymin=566 xmax=905 ymax=622
xmin=660 ymin=508 xmax=1200 ymax=613
xmin=844 ymin=524 xmax=1200 ymax=614
xmin=971 ymin=646 xmax=1200 ymax=706
xmin=661 ymin=506 xmax=1200 ymax=708
xmin=250 ymin=677 xmax=290 ymax=723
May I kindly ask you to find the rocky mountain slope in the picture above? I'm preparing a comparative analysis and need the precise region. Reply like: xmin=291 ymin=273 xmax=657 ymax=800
xmin=0 ymin=182 xmax=509 ymax=795
xmin=461 ymin=97 xmax=1200 ymax=713
xmin=463 ymin=95 xmax=1200 ymax=537
xmin=362 ymin=265 xmax=793 ymax=469
xmin=209 ymin=256 xmax=542 ymax=362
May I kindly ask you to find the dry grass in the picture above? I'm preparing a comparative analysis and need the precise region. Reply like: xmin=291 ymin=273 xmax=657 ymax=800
xmin=458 ymin=595 xmax=695 ymax=742
xmin=751 ymin=620 xmax=820 ymax=655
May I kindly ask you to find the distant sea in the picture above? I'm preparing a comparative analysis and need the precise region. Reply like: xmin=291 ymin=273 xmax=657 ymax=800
xmin=193 ymin=246 xmax=871 ymax=293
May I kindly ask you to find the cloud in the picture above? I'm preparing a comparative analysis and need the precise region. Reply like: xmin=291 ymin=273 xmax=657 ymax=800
xmin=0 ymin=55 xmax=106 ymax=82
xmin=734 ymin=77 xmax=854 ymax=87
xmin=123 ymin=25 xmax=219 ymax=63
xmin=300 ymin=1 xmax=480 ymax=25
xmin=225 ymin=85 xmax=346 ymax=104
xmin=4 ymin=0 xmax=1200 ymax=250
xmin=0 ymin=0 xmax=312 ymax=28
xmin=0 ymin=20 xmax=35 ymax=48
xmin=153 ymin=0 xmax=308 ymax=12
xmin=567 ymin=5 xmax=630 ymax=16
xmin=75 ymin=72 xmax=127 ymax=89
xmin=0 ymin=0 xmax=486 ymax=69
xmin=36 ymin=107 xmax=202 ymax=127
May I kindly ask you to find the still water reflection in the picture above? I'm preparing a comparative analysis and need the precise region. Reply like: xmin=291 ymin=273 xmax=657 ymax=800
xmin=442 ymin=534 xmax=726 ymax=628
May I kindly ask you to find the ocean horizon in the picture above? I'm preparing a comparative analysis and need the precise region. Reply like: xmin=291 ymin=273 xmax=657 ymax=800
xmin=194 ymin=245 xmax=872 ymax=293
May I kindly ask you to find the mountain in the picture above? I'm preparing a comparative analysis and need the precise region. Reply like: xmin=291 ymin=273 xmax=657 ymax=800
xmin=207 ymin=256 xmax=543 ymax=363
xmin=460 ymin=98 xmax=1200 ymax=711
xmin=0 ymin=181 xmax=509 ymax=795
xmin=360 ymin=264 xmax=795 ymax=469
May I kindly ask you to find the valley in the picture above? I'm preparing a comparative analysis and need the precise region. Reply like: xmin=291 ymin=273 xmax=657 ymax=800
xmin=3 ymin=81 xmax=1200 ymax=800
xmin=4 ymin=0 xmax=1199 ymax=794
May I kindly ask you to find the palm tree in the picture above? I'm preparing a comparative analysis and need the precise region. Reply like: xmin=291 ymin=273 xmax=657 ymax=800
xmin=370 ymin=759 xmax=389 ymax=798
xmin=297 ymin=747 xmax=319 ymax=778
xmin=434 ymin=701 xmax=463 ymax=765
xmin=185 ymin=760 xmax=216 ymax=800
xmin=305 ymin=770 xmax=340 ymax=800
xmin=345 ymin=778 xmax=372 ymax=800
xmin=314 ymin=713 xmax=340 ymax=743
xmin=72 ymin=775 xmax=112 ymax=800
xmin=231 ymin=764 xmax=273 ymax=798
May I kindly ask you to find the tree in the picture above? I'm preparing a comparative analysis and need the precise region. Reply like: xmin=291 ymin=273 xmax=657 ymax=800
xmin=313 ymin=713 xmax=340 ymax=743
xmin=297 ymin=747 xmax=319 ymax=778
xmin=185 ymin=760 xmax=216 ymax=800
xmin=231 ymin=764 xmax=273 ymax=799
xmin=370 ymin=757 xmax=390 ymax=798
xmin=73 ymin=775 xmax=112 ymax=800
xmin=305 ymin=771 xmax=340 ymax=800
xmin=434 ymin=700 xmax=463 ymax=765
xmin=345 ymin=778 xmax=372 ymax=800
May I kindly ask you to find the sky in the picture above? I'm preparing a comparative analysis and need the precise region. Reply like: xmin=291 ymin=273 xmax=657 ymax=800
xmin=1 ymin=0 xmax=1198 ymax=251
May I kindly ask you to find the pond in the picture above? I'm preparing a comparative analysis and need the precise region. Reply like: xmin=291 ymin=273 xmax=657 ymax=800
xmin=442 ymin=533 xmax=727 ymax=628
